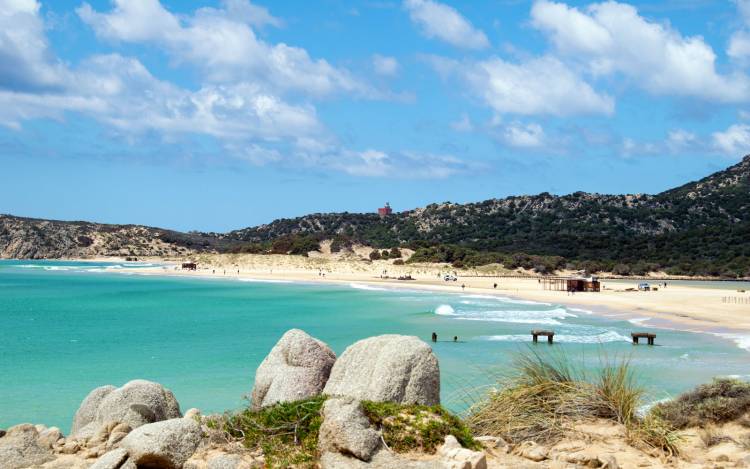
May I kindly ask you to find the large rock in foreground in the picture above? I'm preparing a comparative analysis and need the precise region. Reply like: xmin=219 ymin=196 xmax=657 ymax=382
xmin=323 ymin=335 xmax=440 ymax=405
xmin=120 ymin=418 xmax=202 ymax=469
xmin=318 ymin=397 xmax=381 ymax=462
xmin=0 ymin=424 xmax=55 ymax=469
xmin=251 ymin=329 xmax=336 ymax=409
xmin=72 ymin=380 xmax=182 ymax=438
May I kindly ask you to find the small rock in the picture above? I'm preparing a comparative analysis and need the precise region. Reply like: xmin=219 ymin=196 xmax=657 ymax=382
xmin=121 ymin=417 xmax=202 ymax=469
xmin=323 ymin=334 xmax=440 ymax=405
xmin=184 ymin=408 xmax=202 ymax=420
xmin=515 ymin=441 xmax=548 ymax=462
xmin=437 ymin=435 xmax=487 ymax=469
xmin=0 ymin=424 xmax=55 ymax=469
xmin=59 ymin=439 xmax=81 ymax=454
xmin=207 ymin=453 xmax=253 ymax=469
xmin=38 ymin=427 xmax=63 ymax=448
xmin=89 ymin=448 xmax=129 ymax=469
xmin=318 ymin=397 xmax=381 ymax=461
xmin=598 ymin=454 xmax=619 ymax=469
xmin=72 ymin=380 xmax=181 ymax=439
xmin=251 ymin=329 xmax=336 ymax=409
xmin=0 ymin=429 xmax=6 ymax=438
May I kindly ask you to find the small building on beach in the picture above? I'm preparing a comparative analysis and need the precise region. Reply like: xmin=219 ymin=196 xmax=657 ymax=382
xmin=542 ymin=276 xmax=601 ymax=292
xmin=181 ymin=262 xmax=197 ymax=270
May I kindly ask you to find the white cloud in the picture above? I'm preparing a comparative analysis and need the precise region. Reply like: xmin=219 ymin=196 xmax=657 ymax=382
xmin=404 ymin=0 xmax=489 ymax=49
xmin=501 ymin=122 xmax=546 ymax=148
xmin=430 ymin=55 xmax=614 ymax=116
xmin=666 ymin=129 xmax=697 ymax=152
xmin=0 ymin=0 xmax=69 ymax=92
xmin=372 ymin=54 xmax=399 ymax=76
xmin=712 ymin=124 xmax=750 ymax=156
xmin=328 ymin=149 xmax=466 ymax=178
xmin=77 ymin=0 xmax=370 ymax=97
xmin=531 ymin=0 xmax=750 ymax=102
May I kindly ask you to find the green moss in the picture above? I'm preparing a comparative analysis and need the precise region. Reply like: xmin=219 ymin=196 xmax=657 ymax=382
xmin=361 ymin=401 xmax=480 ymax=453
xmin=205 ymin=396 xmax=326 ymax=468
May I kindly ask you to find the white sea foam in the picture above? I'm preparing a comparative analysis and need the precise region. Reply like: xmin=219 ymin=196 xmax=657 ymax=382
xmin=348 ymin=283 xmax=389 ymax=291
xmin=237 ymin=278 xmax=293 ymax=284
xmin=568 ymin=307 xmax=595 ymax=315
xmin=482 ymin=330 xmax=631 ymax=344
xmin=435 ymin=304 xmax=456 ymax=316
xmin=460 ymin=294 xmax=552 ymax=306
xmin=435 ymin=305 xmax=576 ymax=325
xmin=628 ymin=317 xmax=652 ymax=326
xmin=713 ymin=333 xmax=750 ymax=352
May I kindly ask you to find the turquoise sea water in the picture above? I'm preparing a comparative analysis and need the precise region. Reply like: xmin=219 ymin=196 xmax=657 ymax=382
xmin=1 ymin=260 xmax=749 ymax=432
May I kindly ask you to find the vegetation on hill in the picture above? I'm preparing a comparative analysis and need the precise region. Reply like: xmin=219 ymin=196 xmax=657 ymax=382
xmin=2 ymin=155 xmax=749 ymax=277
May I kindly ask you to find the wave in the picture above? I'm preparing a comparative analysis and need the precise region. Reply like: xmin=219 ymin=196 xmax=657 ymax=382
xmin=482 ymin=330 xmax=631 ymax=344
xmin=460 ymin=294 xmax=552 ymax=306
xmin=349 ymin=283 xmax=389 ymax=291
xmin=568 ymin=307 xmax=595 ymax=315
xmin=628 ymin=317 xmax=652 ymax=326
xmin=713 ymin=333 xmax=750 ymax=352
xmin=435 ymin=304 xmax=456 ymax=316
xmin=237 ymin=278 xmax=293 ymax=284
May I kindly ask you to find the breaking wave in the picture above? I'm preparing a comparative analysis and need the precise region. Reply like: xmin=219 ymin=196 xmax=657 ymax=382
xmin=482 ymin=330 xmax=631 ymax=344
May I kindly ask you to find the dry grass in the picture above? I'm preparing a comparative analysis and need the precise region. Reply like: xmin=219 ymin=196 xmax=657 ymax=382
xmin=465 ymin=349 xmax=680 ymax=455
xmin=698 ymin=425 xmax=731 ymax=448
xmin=651 ymin=378 xmax=750 ymax=429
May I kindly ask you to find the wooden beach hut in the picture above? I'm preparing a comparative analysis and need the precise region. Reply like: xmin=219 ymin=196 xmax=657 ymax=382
xmin=541 ymin=276 xmax=600 ymax=292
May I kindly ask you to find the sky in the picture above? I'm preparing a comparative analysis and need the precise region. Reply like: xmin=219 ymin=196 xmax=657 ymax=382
xmin=2 ymin=0 xmax=750 ymax=232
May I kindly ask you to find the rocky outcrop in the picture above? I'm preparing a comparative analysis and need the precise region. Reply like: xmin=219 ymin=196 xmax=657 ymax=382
xmin=251 ymin=329 xmax=336 ymax=410
xmin=120 ymin=417 xmax=202 ymax=469
xmin=318 ymin=397 xmax=381 ymax=462
xmin=323 ymin=334 xmax=440 ymax=405
xmin=72 ymin=380 xmax=181 ymax=439
xmin=437 ymin=435 xmax=486 ymax=469
xmin=0 ymin=424 xmax=56 ymax=469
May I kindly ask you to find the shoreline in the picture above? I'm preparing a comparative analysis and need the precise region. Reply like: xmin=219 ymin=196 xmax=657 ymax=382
xmin=6 ymin=255 xmax=749 ymax=351
xmin=49 ymin=254 xmax=750 ymax=348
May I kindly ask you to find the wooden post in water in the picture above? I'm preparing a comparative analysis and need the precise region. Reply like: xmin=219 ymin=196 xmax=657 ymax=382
xmin=531 ymin=330 xmax=555 ymax=344
xmin=631 ymin=332 xmax=656 ymax=345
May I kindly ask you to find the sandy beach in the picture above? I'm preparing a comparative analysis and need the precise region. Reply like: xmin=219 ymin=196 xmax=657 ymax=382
xmin=103 ymin=248 xmax=750 ymax=337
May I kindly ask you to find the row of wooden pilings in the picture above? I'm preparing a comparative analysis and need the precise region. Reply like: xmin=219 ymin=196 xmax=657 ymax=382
xmin=531 ymin=330 xmax=656 ymax=345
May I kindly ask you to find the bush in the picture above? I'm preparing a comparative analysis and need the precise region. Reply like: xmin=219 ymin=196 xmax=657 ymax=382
xmin=651 ymin=378 xmax=750 ymax=429
xmin=393 ymin=259 xmax=405 ymax=265
xmin=390 ymin=247 xmax=402 ymax=258
xmin=206 ymin=396 xmax=325 ymax=468
xmin=361 ymin=401 xmax=479 ymax=453
xmin=369 ymin=250 xmax=381 ymax=260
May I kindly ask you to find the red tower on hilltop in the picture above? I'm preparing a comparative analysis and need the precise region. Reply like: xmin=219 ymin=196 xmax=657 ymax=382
xmin=378 ymin=202 xmax=393 ymax=218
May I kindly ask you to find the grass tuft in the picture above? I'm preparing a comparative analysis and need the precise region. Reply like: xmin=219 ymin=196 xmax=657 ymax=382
xmin=361 ymin=401 xmax=480 ymax=453
xmin=205 ymin=396 xmax=326 ymax=468
xmin=464 ymin=349 xmax=679 ymax=455
xmin=650 ymin=378 xmax=750 ymax=429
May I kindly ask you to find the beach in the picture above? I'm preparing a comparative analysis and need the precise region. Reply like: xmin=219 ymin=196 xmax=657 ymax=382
xmin=126 ymin=250 xmax=750 ymax=337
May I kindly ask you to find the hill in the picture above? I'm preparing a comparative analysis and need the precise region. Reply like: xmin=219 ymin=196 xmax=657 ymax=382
xmin=2 ymin=155 xmax=749 ymax=277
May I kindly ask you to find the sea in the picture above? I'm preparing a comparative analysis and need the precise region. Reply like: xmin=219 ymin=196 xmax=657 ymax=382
xmin=1 ymin=260 xmax=749 ymax=432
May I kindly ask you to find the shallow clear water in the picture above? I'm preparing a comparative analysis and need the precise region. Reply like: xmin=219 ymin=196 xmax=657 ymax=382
xmin=1 ymin=260 xmax=748 ymax=432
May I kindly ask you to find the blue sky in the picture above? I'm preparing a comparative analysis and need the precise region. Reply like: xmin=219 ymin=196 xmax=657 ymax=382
xmin=2 ymin=0 xmax=750 ymax=231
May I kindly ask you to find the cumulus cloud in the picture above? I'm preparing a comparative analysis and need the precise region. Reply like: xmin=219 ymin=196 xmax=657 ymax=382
xmin=500 ymin=122 xmax=546 ymax=148
xmin=77 ymin=0 xmax=370 ymax=97
xmin=0 ymin=0 xmax=69 ymax=92
xmin=430 ymin=55 xmax=614 ymax=116
xmin=372 ymin=54 xmax=399 ymax=76
xmin=404 ymin=0 xmax=489 ymax=49
xmin=531 ymin=0 xmax=750 ymax=102
xmin=0 ymin=0 xmax=460 ymax=179
xmin=712 ymin=124 xmax=750 ymax=156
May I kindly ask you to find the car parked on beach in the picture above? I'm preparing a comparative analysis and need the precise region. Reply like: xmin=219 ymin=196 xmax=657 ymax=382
xmin=444 ymin=274 xmax=457 ymax=282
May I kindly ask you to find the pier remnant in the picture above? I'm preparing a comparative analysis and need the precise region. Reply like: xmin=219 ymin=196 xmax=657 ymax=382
xmin=631 ymin=332 xmax=656 ymax=345
xmin=531 ymin=330 xmax=555 ymax=344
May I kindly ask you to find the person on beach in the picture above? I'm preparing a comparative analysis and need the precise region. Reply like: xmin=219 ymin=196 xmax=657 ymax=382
xmin=461 ymin=284 xmax=465 ymax=290
xmin=453 ymin=336 xmax=458 ymax=342
xmin=493 ymin=283 xmax=497 ymax=289
xmin=432 ymin=332 xmax=437 ymax=342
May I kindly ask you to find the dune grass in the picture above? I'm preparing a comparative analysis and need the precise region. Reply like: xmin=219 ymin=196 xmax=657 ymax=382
xmin=650 ymin=378 xmax=750 ymax=429
xmin=464 ymin=349 xmax=680 ymax=455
